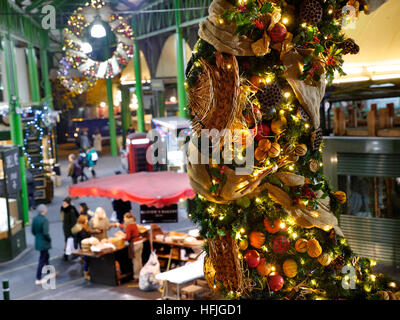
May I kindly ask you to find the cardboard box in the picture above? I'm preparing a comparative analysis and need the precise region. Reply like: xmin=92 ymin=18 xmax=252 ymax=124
xmin=0 ymin=220 xmax=22 ymax=240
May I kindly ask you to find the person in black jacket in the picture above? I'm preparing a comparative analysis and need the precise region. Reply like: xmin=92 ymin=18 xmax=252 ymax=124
xmin=60 ymin=197 xmax=79 ymax=261
xmin=26 ymin=170 xmax=36 ymax=210
xmin=112 ymin=199 xmax=132 ymax=224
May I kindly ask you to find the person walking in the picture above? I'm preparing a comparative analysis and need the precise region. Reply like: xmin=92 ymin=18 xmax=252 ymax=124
xmin=67 ymin=154 xmax=81 ymax=185
xmin=77 ymin=150 xmax=89 ymax=182
xmin=119 ymin=213 xmax=144 ymax=281
xmin=86 ymin=147 xmax=98 ymax=178
xmin=79 ymin=130 xmax=91 ymax=152
xmin=60 ymin=197 xmax=79 ymax=261
xmin=88 ymin=207 xmax=119 ymax=241
xmin=71 ymin=214 xmax=91 ymax=280
xmin=93 ymin=129 xmax=102 ymax=156
xmin=32 ymin=204 xmax=52 ymax=285
xmin=26 ymin=169 xmax=36 ymax=210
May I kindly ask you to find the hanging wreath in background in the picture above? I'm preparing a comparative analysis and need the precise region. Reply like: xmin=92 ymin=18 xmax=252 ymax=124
xmin=57 ymin=57 xmax=97 ymax=95
xmin=61 ymin=0 xmax=134 ymax=80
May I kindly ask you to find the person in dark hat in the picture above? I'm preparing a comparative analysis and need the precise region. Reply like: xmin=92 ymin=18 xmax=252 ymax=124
xmin=60 ymin=197 xmax=79 ymax=261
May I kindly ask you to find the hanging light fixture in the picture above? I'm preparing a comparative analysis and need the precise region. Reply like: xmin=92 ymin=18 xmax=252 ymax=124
xmin=90 ymin=16 xmax=106 ymax=38
xmin=81 ymin=42 xmax=93 ymax=54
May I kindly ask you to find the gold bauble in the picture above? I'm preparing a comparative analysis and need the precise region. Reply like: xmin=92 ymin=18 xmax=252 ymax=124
xmin=295 ymin=238 xmax=308 ymax=253
xmin=334 ymin=191 xmax=347 ymax=204
xmin=283 ymin=259 xmax=298 ymax=278
xmin=294 ymin=144 xmax=307 ymax=156
xmin=255 ymin=147 xmax=268 ymax=161
xmin=239 ymin=239 xmax=249 ymax=251
xmin=271 ymin=117 xmax=287 ymax=134
xmin=283 ymin=143 xmax=295 ymax=155
xmin=258 ymin=139 xmax=272 ymax=152
xmin=309 ymin=159 xmax=319 ymax=172
xmin=268 ymin=142 xmax=281 ymax=158
xmin=307 ymin=238 xmax=322 ymax=258
xmin=257 ymin=258 xmax=273 ymax=276
xmin=317 ymin=253 xmax=332 ymax=266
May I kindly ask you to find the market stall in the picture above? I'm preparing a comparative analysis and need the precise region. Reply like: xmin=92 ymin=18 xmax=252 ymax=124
xmin=68 ymin=171 xmax=196 ymax=285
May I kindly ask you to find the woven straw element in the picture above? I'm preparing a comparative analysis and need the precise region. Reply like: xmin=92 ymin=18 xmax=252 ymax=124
xmin=188 ymin=52 xmax=242 ymax=136
xmin=208 ymin=234 xmax=250 ymax=296
xmin=300 ymin=0 xmax=323 ymax=25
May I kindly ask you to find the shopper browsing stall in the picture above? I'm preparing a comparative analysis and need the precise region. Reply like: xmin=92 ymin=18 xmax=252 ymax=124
xmin=71 ymin=214 xmax=91 ymax=280
xmin=79 ymin=202 xmax=94 ymax=220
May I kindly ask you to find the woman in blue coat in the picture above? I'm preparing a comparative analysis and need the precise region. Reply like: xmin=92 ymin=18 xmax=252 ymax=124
xmin=31 ymin=204 xmax=52 ymax=285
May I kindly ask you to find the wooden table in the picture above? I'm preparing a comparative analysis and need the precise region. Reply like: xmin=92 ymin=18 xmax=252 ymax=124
xmin=74 ymin=246 xmax=133 ymax=286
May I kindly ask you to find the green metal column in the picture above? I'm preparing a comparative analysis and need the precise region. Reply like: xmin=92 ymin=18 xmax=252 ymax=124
xmin=120 ymin=85 xmax=130 ymax=149
xmin=106 ymin=78 xmax=118 ymax=156
xmin=104 ymin=39 xmax=118 ymax=157
xmin=40 ymin=31 xmax=53 ymax=109
xmin=2 ymin=35 xmax=29 ymax=224
xmin=27 ymin=43 xmax=41 ymax=102
xmin=174 ymin=0 xmax=188 ymax=118
xmin=158 ymin=91 xmax=165 ymax=117
xmin=131 ymin=15 xmax=146 ymax=133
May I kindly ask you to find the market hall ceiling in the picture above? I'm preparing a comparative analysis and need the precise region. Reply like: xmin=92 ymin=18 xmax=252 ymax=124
xmin=7 ymin=0 xmax=154 ymax=46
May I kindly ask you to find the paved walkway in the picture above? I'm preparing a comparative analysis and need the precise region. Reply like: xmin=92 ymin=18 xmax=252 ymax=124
xmin=0 ymin=153 xmax=197 ymax=300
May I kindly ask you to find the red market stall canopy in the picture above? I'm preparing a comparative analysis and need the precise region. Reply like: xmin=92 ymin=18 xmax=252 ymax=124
xmin=68 ymin=171 xmax=195 ymax=208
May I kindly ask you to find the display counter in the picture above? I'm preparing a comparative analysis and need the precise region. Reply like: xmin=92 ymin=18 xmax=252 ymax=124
xmin=74 ymin=245 xmax=133 ymax=286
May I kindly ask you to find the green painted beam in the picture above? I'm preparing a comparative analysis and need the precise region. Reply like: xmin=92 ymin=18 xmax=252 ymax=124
xmin=25 ymin=0 xmax=48 ymax=12
xmin=27 ymin=44 xmax=41 ymax=103
xmin=132 ymin=15 xmax=146 ymax=133
xmin=174 ymin=0 xmax=188 ymax=118
xmin=104 ymin=38 xmax=118 ymax=157
xmin=3 ymin=7 xmax=29 ymax=224
xmin=120 ymin=85 xmax=130 ymax=149
xmin=40 ymin=31 xmax=53 ymax=109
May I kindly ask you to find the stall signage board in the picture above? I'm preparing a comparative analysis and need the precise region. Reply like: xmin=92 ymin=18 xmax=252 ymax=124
xmin=3 ymin=148 xmax=21 ymax=195
xmin=140 ymin=204 xmax=178 ymax=223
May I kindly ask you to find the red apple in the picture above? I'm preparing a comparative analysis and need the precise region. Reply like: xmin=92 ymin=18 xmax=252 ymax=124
xmin=268 ymin=273 xmax=284 ymax=291
xmin=244 ymin=250 xmax=260 ymax=268
xmin=254 ymin=123 xmax=271 ymax=141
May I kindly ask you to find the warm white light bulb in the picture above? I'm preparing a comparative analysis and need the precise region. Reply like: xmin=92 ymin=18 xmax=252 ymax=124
xmin=91 ymin=23 xmax=106 ymax=38
xmin=81 ymin=42 xmax=92 ymax=54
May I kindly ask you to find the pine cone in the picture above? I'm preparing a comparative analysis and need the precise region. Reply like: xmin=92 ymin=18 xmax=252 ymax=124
xmin=256 ymin=82 xmax=282 ymax=112
xmin=328 ymin=255 xmax=345 ymax=273
xmin=311 ymin=128 xmax=323 ymax=150
xmin=341 ymin=38 xmax=360 ymax=55
xmin=300 ymin=0 xmax=323 ymax=25
xmin=298 ymin=107 xmax=311 ymax=122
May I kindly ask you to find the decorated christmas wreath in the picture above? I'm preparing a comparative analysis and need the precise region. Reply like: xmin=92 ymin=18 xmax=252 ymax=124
xmin=62 ymin=0 xmax=134 ymax=79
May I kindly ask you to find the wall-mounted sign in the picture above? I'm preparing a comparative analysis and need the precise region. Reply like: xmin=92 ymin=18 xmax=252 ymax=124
xmin=140 ymin=204 xmax=178 ymax=224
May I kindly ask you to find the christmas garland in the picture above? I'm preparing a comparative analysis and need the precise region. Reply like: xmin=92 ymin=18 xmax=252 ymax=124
xmin=186 ymin=0 xmax=398 ymax=300
xmin=62 ymin=0 xmax=134 ymax=79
